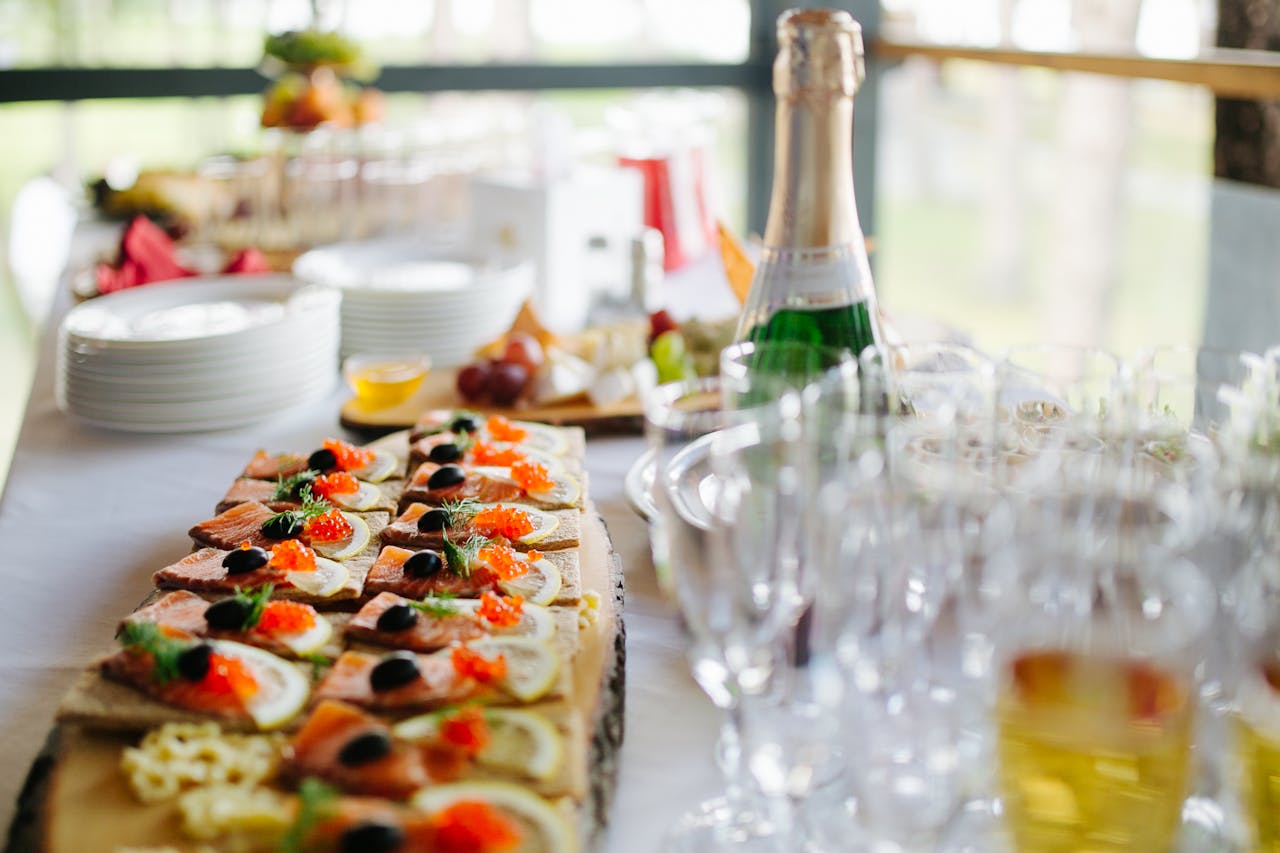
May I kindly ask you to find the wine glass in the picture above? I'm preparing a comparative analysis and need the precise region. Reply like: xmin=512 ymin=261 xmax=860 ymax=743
xmin=643 ymin=375 xmax=807 ymax=852
xmin=941 ymin=474 xmax=1218 ymax=853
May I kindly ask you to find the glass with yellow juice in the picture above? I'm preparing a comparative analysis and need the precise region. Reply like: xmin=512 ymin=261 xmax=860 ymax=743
xmin=343 ymin=353 xmax=430 ymax=409
xmin=996 ymin=649 xmax=1195 ymax=853
xmin=1235 ymin=659 xmax=1280 ymax=852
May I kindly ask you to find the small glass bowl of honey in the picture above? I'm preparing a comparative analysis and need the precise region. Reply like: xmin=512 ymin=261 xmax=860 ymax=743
xmin=343 ymin=353 xmax=431 ymax=409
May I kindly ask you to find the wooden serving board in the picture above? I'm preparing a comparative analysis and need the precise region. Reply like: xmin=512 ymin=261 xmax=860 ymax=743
xmin=7 ymin=438 xmax=626 ymax=852
xmin=340 ymin=369 xmax=643 ymax=436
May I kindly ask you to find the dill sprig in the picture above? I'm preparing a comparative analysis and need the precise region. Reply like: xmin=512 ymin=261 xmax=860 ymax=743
xmin=296 ymin=652 xmax=332 ymax=680
xmin=440 ymin=497 xmax=482 ymax=527
xmin=280 ymin=778 xmax=338 ymax=853
xmin=231 ymin=584 xmax=275 ymax=630
xmin=441 ymin=533 xmax=489 ymax=579
xmin=117 ymin=621 xmax=191 ymax=685
xmin=262 ymin=484 xmax=334 ymax=536
xmin=272 ymin=469 xmax=319 ymax=502
xmin=410 ymin=593 xmax=460 ymax=619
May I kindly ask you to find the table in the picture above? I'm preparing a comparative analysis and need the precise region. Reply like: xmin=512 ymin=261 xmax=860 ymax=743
xmin=0 ymin=242 xmax=731 ymax=851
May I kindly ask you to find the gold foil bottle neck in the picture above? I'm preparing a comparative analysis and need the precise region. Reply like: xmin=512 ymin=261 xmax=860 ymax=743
xmin=774 ymin=8 xmax=865 ymax=99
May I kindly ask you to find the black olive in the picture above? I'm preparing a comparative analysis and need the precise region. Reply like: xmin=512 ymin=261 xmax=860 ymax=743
xmin=416 ymin=508 xmax=451 ymax=532
xmin=428 ymin=442 xmax=463 ymax=464
xmin=204 ymin=597 xmax=252 ymax=631
xmin=222 ymin=546 xmax=270 ymax=574
xmin=370 ymin=652 xmax=420 ymax=692
xmin=376 ymin=604 xmax=418 ymax=632
xmin=340 ymin=820 xmax=405 ymax=853
xmin=261 ymin=513 xmax=303 ymax=540
xmin=337 ymin=730 xmax=394 ymax=766
xmin=177 ymin=644 xmax=213 ymax=681
xmin=287 ymin=470 xmax=317 ymax=498
xmin=451 ymin=415 xmax=480 ymax=433
xmin=403 ymin=550 xmax=443 ymax=578
xmin=427 ymin=465 xmax=466 ymax=490
xmin=307 ymin=448 xmax=338 ymax=472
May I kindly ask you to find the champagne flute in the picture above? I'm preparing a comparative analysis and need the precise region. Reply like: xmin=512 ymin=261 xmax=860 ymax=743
xmin=644 ymin=376 xmax=806 ymax=852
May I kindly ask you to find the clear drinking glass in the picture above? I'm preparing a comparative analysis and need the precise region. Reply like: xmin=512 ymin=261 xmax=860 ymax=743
xmin=941 ymin=475 xmax=1217 ymax=853
xmin=644 ymin=375 xmax=807 ymax=852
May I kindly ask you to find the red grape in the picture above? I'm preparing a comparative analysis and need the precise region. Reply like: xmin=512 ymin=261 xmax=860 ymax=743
xmin=648 ymin=309 xmax=678 ymax=345
xmin=456 ymin=361 xmax=492 ymax=401
xmin=488 ymin=362 xmax=530 ymax=405
xmin=503 ymin=332 xmax=545 ymax=373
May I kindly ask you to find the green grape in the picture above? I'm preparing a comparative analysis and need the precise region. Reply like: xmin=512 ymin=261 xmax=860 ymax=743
xmin=651 ymin=330 xmax=695 ymax=384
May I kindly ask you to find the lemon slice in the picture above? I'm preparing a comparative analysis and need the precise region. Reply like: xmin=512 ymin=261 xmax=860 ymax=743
xmin=524 ymin=473 xmax=580 ymax=509
xmin=273 ymin=615 xmax=333 ymax=655
xmin=496 ymin=558 xmax=561 ymax=607
xmin=332 ymin=482 xmax=381 ymax=511
xmin=353 ymin=449 xmax=399 ymax=483
xmin=518 ymin=423 xmax=572 ymax=457
xmin=412 ymin=782 xmax=577 ymax=853
xmin=209 ymin=641 xmax=309 ymax=729
xmin=471 ymin=466 xmax=581 ymax=509
xmin=311 ymin=513 xmax=370 ymax=561
xmin=437 ymin=598 xmax=556 ymax=642
xmin=286 ymin=556 xmax=349 ymax=598
xmin=467 ymin=636 xmax=560 ymax=703
xmin=514 ymin=507 xmax=560 ymax=547
xmin=393 ymin=707 xmax=564 ymax=782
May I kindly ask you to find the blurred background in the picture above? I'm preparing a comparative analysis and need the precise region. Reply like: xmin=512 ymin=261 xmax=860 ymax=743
xmin=1 ymin=0 xmax=1276 ymax=485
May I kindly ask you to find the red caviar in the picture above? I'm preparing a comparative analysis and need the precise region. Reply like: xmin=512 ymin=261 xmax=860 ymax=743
xmin=450 ymin=645 xmax=508 ymax=684
xmin=476 ymin=545 xmax=530 ymax=581
xmin=485 ymin=416 xmax=528 ymax=444
xmin=469 ymin=505 xmax=535 ymax=540
xmin=304 ymin=509 xmax=352 ymax=543
xmin=310 ymin=472 xmax=359 ymax=501
xmin=201 ymin=653 xmax=259 ymax=702
xmin=477 ymin=592 xmax=524 ymax=628
xmin=469 ymin=441 xmax=526 ymax=467
xmin=439 ymin=706 xmax=491 ymax=755
xmin=510 ymin=459 xmax=553 ymax=493
xmin=322 ymin=438 xmax=375 ymax=472
xmin=269 ymin=539 xmax=317 ymax=573
xmin=255 ymin=600 xmax=317 ymax=635
xmin=429 ymin=800 xmax=522 ymax=853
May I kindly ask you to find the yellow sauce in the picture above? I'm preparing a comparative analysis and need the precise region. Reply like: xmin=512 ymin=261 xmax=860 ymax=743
xmin=349 ymin=359 xmax=428 ymax=408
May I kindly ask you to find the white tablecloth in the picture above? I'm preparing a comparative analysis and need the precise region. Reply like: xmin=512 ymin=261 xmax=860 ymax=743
xmin=0 ymin=252 xmax=731 ymax=850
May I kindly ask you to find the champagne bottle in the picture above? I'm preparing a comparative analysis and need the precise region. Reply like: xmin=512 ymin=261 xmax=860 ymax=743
xmin=735 ymin=8 xmax=882 ymax=364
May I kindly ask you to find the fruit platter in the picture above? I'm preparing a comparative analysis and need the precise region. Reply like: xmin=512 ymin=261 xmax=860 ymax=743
xmin=341 ymin=303 xmax=736 ymax=434
xmin=17 ymin=414 xmax=624 ymax=852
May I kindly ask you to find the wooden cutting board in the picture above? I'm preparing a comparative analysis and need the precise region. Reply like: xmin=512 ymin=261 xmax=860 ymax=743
xmin=8 ymin=432 xmax=626 ymax=853
xmin=340 ymin=369 xmax=644 ymax=435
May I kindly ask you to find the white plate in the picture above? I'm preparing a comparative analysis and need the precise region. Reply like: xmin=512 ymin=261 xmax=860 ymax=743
xmin=296 ymin=237 xmax=530 ymax=293
xmin=60 ymin=377 xmax=336 ymax=425
xmin=62 ymin=276 xmax=338 ymax=348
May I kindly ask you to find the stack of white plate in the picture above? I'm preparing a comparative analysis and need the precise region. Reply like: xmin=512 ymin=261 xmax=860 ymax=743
xmin=57 ymin=275 xmax=340 ymax=433
xmin=293 ymin=237 xmax=533 ymax=365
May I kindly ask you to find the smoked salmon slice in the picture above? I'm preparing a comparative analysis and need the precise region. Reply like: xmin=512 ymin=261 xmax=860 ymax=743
xmin=313 ymin=650 xmax=477 ymax=712
xmin=242 ymin=450 xmax=310 ymax=481
xmin=381 ymin=503 xmax=514 ymax=554
xmin=124 ymin=590 xmax=327 ymax=658
xmin=152 ymin=548 xmax=286 ymax=593
xmin=189 ymin=502 xmax=278 ymax=551
xmin=364 ymin=546 xmax=501 ymax=600
xmin=281 ymin=700 xmax=436 ymax=798
xmin=216 ymin=478 xmax=295 ymax=515
xmin=402 ymin=462 xmax=526 ymax=508
xmin=346 ymin=591 xmax=488 ymax=652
